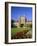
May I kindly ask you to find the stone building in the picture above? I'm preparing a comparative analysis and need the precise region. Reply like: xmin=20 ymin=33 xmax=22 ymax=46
xmin=18 ymin=16 xmax=26 ymax=27
xmin=13 ymin=16 xmax=32 ymax=28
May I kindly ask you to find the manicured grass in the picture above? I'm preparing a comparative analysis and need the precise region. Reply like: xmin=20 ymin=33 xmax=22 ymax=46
xmin=11 ymin=27 xmax=31 ymax=36
xmin=11 ymin=24 xmax=32 ymax=39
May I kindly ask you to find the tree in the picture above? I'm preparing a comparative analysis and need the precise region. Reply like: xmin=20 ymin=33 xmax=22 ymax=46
xmin=20 ymin=24 xmax=24 ymax=27
xmin=11 ymin=19 xmax=15 ymax=28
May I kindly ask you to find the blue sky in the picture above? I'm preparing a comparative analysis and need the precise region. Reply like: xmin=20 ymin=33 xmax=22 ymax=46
xmin=11 ymin=6 xmax=32 ymax=21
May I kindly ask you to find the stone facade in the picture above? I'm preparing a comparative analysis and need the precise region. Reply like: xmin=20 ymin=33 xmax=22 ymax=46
xmin=19 ymin=16 xmax=26 ymax=25
xmin=13 ymin=16 xmax=32 ymax=28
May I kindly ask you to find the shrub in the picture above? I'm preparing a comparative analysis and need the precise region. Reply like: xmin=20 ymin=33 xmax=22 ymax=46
xmin=20 ymin=24 xmax=24 ymax=27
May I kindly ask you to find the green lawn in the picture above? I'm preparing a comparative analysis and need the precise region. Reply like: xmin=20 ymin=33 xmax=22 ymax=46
xmin=11 ymin=27 xmax=31 ymax=36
